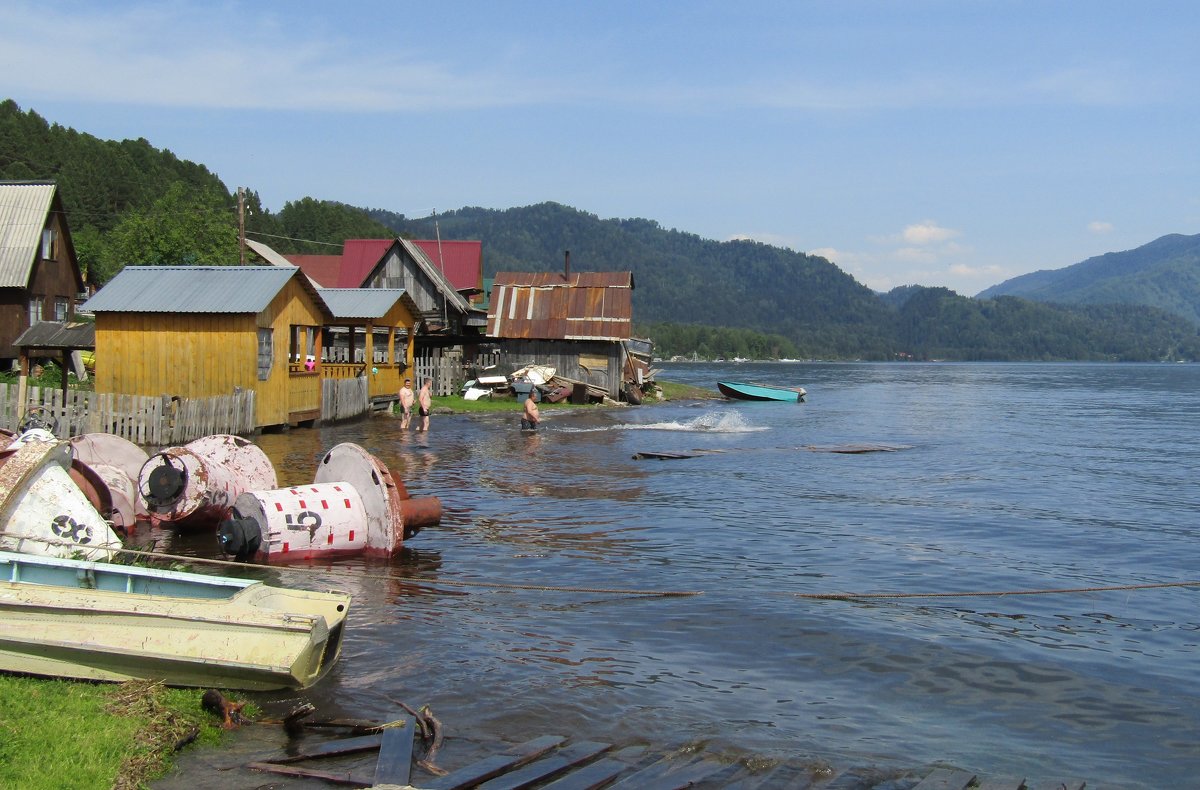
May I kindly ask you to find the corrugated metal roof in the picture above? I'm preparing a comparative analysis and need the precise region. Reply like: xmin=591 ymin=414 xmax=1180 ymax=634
xmin=12 ymin=320 xmax=95 ymax=350
xmin=317 ymin=288 xmax=416 ymax=321
xmin=487 ymin=271 xmax=634 ymax=341
xmin=82 ymin=266 xmax=304 ymax=313
xmin=0 ymin=182 xmax=57 ymax=288
xmin=340 ymin=239 xmax=394 ymax=287
xmin=244 ymin=238 xmax=295 ymax=267
xmin=411 ymin=239 xmax=482 ymax=292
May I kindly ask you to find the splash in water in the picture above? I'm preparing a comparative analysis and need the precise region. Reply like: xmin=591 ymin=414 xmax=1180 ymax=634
xmin=557 ymin=410 xmax=767 ymax=434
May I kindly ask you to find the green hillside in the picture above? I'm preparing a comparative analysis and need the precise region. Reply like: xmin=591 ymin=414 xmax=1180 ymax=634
xmin=4 ymin=98 xmax=1198 ymax=362
xmin=977 ymin=233 xmax=1200 ymax=324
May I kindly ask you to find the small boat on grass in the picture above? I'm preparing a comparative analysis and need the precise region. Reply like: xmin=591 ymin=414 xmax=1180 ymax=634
xmin=0 ymin=550 xmax=349 ymax=690
xmin=717 ymin=381 xmax=807 ymax=402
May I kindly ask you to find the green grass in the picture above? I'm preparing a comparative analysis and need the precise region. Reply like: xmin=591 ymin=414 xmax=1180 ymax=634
xmin=0 ymin=675 xmax=226 ymax=790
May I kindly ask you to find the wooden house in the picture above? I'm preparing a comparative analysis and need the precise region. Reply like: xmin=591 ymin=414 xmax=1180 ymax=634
xmin=82 ymin=265 xmax=334 ymax=430
xmin=315 ymin=288 xmax=420 ymax=408
xmin=487 ymin=270 xmax=647 ymax=401
xmin=0 ymin=182 xmax=87 ymax=367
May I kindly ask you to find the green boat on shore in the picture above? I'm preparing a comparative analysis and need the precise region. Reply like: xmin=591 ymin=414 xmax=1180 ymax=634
xmin=0 ymin=551 xmax=349 ymax=691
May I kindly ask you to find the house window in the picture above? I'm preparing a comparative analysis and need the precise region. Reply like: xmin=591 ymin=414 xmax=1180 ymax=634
xmin=257 ymin=328 xmax=273 ymax=380
xmin=41 ymin=228 xmax=59 ymax=260
xmin=29 ymin=296 xmax=44 ymax=324
xmin=54 ymin=298 xmax=69 ymax=321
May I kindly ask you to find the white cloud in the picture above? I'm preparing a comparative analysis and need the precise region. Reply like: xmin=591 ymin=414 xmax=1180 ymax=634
xmin=1088 ymin=220 xmax=1114 ymax=234
xmin=902 ymin=221 xmax=960 ymax=245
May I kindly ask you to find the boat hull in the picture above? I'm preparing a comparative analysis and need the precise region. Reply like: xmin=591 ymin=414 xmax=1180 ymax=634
xmin=717 ymin=381 xmax=806 ymax=402
xmin=0 ymin=551 xmax=349 ymax=690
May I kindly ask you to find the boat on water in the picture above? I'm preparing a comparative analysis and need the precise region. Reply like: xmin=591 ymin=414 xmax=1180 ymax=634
xmin=717 ymin=381 xmax=807 ymax=402
xmin=0 ymin=550 xmax=349 ymax=690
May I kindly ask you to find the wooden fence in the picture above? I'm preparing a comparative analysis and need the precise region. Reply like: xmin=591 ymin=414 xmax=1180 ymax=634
xmin=321 ymin=376 xmax=369 ymax=422
xmin=0 ymin=383 xmax=256 ymax=446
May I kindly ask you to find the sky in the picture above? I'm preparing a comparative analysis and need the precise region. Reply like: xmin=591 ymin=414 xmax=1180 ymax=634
xmin=3 ymin=1 xmax=1199 ymax=296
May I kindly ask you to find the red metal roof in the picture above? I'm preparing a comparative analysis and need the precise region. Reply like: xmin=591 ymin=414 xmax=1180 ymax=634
xmin=411 ymin=240 xmax=482 ymax=293
xmin=486 ymin=271 xmax=634 ymax=341
xmin=339 ymin=239 xmax=394 ymax=287
xmin=285 ymin=254 xmax=344 ymax=288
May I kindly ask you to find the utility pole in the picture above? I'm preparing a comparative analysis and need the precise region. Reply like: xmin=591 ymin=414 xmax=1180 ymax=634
xmin=237 ymin=187 xmax=246 ymax=265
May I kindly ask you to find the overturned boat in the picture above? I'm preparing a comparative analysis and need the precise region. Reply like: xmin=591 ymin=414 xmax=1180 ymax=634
xmin=0 ymin=550 xmax=349 ymax=690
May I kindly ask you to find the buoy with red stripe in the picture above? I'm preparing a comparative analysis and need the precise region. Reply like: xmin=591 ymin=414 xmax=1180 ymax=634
xmin=219 ymin=442 xmax=442 ymax=563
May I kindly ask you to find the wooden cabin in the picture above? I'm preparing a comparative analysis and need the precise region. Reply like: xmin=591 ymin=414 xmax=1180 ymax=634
xmin=0 ymin=182 xmax=87 ymax=367
xmin=487 ymin=271 xmax=646 ymax=401
xmin=315 ymin=288 xmax=420 ymax=409
xmin=82 ymin=266 xmax=334 ymax=430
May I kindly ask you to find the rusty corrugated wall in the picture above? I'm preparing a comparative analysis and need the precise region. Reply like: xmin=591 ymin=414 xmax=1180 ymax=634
xmin=487 ymin=271 xmax=633 ymax=341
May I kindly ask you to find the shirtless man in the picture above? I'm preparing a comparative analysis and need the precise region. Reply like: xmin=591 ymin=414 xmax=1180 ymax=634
xmin=417 ymin=378 xmax=432 ymax=432
xmin=398 ymin=378 xmax=415 ymax=429
xmin=521 ymin=390 xmax=540 ymax=430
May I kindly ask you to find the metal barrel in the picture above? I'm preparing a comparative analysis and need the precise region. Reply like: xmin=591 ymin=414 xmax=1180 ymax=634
xmin=138 ymin=434 xmax=277 ymax=528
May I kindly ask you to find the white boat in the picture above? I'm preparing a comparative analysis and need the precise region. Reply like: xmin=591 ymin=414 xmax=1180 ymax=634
xmin=0 ymin=551 xmax=349 ymax=690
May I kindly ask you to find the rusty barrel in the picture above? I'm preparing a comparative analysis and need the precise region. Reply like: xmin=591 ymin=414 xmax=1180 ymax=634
xmin=138 ymin=434 xmax=277 ymax=528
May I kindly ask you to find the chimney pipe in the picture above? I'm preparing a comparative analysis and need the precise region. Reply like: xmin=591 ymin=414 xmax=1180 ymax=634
xmin=564 ymin=250 xmax=571 ymax=280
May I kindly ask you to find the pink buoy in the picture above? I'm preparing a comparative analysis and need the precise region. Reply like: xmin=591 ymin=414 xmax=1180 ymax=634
xmin=68 ymin=432 xmax=150 ymax=529
xmin=138 ymin=434 xmax=277 ymax=529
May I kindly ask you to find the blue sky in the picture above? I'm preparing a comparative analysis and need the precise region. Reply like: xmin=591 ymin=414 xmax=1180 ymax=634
xmin=4 ymin=1 xmax=1199 ymax=296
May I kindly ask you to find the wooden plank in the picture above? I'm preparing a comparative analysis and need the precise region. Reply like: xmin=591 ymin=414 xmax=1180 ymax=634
xmin=538 ymin=746 xmax=647 ymax=790
xmin=259 ymin=732 xmax=383 ymax=764
xmin=972 ymin=777 xmax=1026 ymax=790
xmin=1025 ymin=782 xmax=1084 ymax=790
xmin=606 ymin=755 xmax=725 ymax=790
xmin=422 ymin=735 xmax=568 ymax=790
xmin=475 ymin=741 xmax=612 ymax=790
xmin=245 ymin=761 xmax=371 ymax=786
xmin=373 ymin=716 xmax=415 ymax=787
xmin=913 ymin=766 xmax=978 ymax=789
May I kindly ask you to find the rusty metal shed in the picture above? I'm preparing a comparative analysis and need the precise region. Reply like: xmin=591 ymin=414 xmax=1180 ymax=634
xmin=487 ymin=271 xmax=633 ymax=341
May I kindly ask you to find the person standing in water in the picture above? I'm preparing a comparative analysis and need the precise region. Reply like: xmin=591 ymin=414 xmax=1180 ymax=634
xmin=417 ymin=378 xmax=433 ymax=432
xmin=521 ymin=389 xmax=540 ymax=430
xmin=398 ymin=378 xmax=415 ymax=429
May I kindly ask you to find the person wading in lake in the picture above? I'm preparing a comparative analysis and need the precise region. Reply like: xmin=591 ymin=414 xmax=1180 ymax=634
xmin=417 ymin=378 xmax=433 ymax=432
xmin=398 ymin=378 xmax=415 ymax=429
xmin=521 ymin=389 xmax=540 ymax=430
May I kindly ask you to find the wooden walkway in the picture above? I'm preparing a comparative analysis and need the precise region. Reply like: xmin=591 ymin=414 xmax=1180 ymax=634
xmin=245 ymin=726 xmax=1087 ymax=790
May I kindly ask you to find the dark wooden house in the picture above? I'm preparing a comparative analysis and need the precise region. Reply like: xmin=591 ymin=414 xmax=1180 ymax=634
xmin=0 ymin=182 xmax=86 ymax=367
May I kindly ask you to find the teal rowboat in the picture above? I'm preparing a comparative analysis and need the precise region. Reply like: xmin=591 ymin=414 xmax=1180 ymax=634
xmin=717 ymin=381 xmax=807 ymax=402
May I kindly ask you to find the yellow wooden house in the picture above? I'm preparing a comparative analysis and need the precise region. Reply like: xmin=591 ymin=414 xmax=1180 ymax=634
xmin=82 ymin=265 xmax=418 ymax=431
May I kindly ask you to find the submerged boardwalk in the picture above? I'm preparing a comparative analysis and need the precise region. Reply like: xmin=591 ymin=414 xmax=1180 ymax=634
xmin=246 ymin=730 xmax=1086 ymax=790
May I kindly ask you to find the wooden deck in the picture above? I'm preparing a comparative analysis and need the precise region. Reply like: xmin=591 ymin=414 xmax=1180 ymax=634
xmin=244 ymin=727 xmax=1087 ymax=790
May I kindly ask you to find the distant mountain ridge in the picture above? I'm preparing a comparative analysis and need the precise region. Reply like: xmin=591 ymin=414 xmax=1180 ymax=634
xmin=977 ymin=233 xmax=1200 ymax=325
xmin=4 ymin=97 xmax=1198 ymax=361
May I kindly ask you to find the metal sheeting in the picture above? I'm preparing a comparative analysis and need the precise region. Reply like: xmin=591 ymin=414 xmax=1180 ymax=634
xmin=317 ymin=288 xmax=418 ymax=321
xmin=487 ymin=271 xmax=633 ymax=341
xmin=82 ymin=266 xmax=303 ymax=313
xmin=12 ymin=320 xmax=95 ymax=351
xmin=0 ymin=183 xmax=56 ymax=289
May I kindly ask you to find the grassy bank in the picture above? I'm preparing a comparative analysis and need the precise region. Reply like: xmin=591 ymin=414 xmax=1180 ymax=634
xmin=0 ymin=676 xmax=225 ymax=789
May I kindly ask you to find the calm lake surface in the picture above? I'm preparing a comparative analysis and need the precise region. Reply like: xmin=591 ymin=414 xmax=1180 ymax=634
xmin=156 ymin=362 xmax=1200 ymax=789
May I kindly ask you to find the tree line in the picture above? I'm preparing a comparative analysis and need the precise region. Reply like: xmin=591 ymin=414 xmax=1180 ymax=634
xmin=4 ymin=99 xmax=1197 ymax=362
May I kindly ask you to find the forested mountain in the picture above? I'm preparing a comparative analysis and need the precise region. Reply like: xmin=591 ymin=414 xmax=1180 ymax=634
xmin=3 ymin=98 xmax=1198 ymax=362
xmin=977 ymin=233 xmax=1200 ymax=324
xmin=367 ymin=204 xmax=896 ymax=358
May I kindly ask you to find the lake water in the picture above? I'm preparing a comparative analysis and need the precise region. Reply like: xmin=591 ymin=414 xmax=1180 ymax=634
xmin=156 ymin=362 xmax=1200 ymax=789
